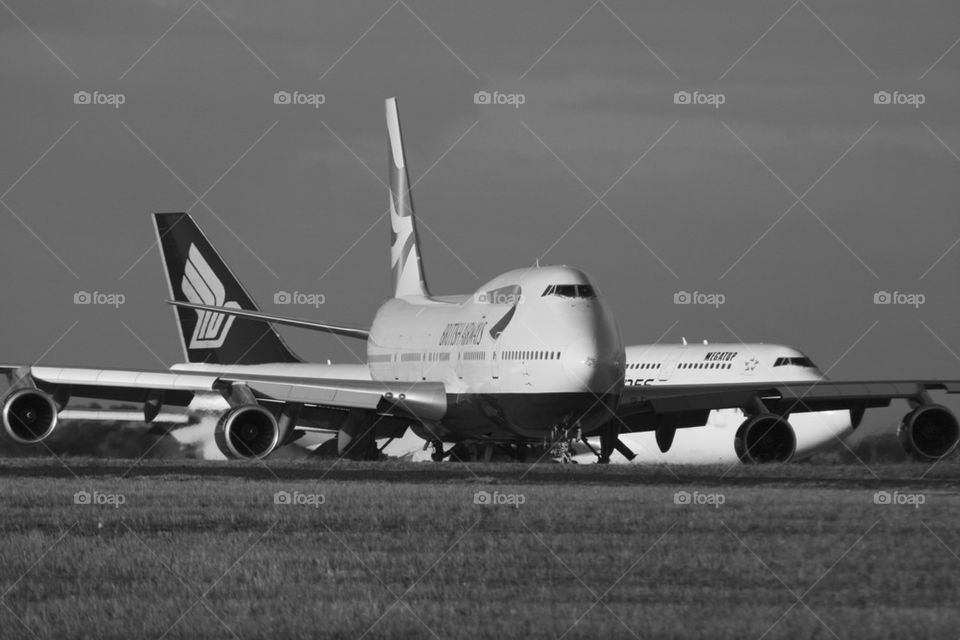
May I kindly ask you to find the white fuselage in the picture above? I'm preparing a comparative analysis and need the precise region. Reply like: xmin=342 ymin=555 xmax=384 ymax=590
xmin=572 ymin=342 xmax=854 ymax=464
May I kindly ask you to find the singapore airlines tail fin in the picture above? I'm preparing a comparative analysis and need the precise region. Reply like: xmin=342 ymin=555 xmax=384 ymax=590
xmin=154 ymin=212 xmax=302 ymax=365
xmin=386 ymin=97 xmax=430 ymax=299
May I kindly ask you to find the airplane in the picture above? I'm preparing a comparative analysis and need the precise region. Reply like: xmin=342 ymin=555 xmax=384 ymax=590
xmin=2 ymin=97 xmax=959 ymax=465
xmin=571 ymin=343 xmax=856 ymax=464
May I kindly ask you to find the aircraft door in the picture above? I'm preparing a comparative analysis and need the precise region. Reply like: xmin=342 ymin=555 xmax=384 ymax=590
xmin=657 ymin=349 xmax=682 ymax=382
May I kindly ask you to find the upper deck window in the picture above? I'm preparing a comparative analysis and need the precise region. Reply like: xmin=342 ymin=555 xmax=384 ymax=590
xmin=542 ymin=284 xmax=597 ymax=299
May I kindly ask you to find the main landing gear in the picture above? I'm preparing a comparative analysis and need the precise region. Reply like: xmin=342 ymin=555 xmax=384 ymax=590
xmin=574 ymin=424 xmax=614 ymax=463
xmin=588 ymin=423 xmax=636 ymax=464
xmin=548 ymin=426 xmax=582 ymax=464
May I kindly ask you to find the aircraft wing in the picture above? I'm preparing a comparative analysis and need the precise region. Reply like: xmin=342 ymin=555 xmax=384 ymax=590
xmin=617 ymin=379 xmax=960 ymax=424
xmin=601 ymin=379 xmax=960 ymax=462
xmin=1 ymin=365 xmax=218 ymax=409
xmin=214 ymin=374 xmax=445 ymax=422
xmin=0 ymin=365 xmax=446 ymax=426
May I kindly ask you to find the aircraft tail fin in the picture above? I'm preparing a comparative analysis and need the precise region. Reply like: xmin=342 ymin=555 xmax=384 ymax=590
xmin=154 ymin=212 xmax=303 ymax=364
xmin=386 ymin=97 xmax=430 ymax=298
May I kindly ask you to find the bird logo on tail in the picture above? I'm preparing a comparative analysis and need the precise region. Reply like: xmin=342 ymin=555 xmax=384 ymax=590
xmin=181 ymin=243 xmax=240 ymax=349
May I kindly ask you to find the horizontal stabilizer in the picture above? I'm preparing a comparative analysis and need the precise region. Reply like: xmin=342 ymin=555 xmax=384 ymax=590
xmin=166 ymin=301 xmax=370 ymax=340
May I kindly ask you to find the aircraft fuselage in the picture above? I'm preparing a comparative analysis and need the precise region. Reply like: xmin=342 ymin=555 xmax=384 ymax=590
xmin=367 ymin=265 xmax=625 ymax=440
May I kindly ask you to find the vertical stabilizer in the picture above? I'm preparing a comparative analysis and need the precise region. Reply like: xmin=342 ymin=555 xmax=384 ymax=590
xmin=154 ymin=212 xmax=302 ymax=364
xmin=386 ymin=97 xmax=430 ymax=298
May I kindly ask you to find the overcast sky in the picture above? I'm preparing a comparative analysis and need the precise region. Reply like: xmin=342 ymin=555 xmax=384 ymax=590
xmin=2 ymin=1 xmax=960 ymax=432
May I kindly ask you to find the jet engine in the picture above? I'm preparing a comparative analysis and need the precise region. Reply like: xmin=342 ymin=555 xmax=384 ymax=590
xmin=898 ymin=404 xmax=960 ymax=461
xmin=214 ymin=405 xmax=280 ymax=459
xmin=735 ymin=414 xmax=796 ymax=464
xmin=2 ymin=388 xmax=59 ymax=445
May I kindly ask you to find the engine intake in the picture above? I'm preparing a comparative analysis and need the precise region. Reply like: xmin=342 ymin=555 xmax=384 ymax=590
xmin=215 ymin=405 xmax=279 ymax=459
xmin=898 ymin=404 xmax=960 ymax=462
xmin=2 ymin=388 xmax=59 ymax=445
xmin=735 ymin=414 xmax=796 ymax=464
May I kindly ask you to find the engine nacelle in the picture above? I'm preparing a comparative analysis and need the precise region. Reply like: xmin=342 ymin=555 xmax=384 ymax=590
xmin=735 ymin=414 xmax=796 ymax=464
xmin=898 ymin=404 xmax=960 ymax=462
xmin=2 ymin=388 xmax=59 ymax=445
xmin=214 ymin=405 xmax=279 ymax=460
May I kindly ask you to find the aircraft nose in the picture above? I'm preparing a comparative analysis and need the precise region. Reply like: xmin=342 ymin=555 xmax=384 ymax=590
xmin=555 ymin=295 xmax=625 ymax=397
xmin=561 ymin=339 xmax=623 ymax=395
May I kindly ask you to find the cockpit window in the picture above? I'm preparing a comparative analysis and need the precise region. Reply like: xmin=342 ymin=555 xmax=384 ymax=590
xmin=774 ymin=356 xmax=816 ymax=368
xmin=542 ymin=284 xmax=597 ymax=299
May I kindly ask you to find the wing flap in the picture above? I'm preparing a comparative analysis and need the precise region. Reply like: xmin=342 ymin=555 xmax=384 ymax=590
xmin=29 ymin=366 xmax=220 ymax=391
xmin=240 ymin=380 xmax=380 ymax=409
xmin=227 ymin=376 xmax=447 ymax=422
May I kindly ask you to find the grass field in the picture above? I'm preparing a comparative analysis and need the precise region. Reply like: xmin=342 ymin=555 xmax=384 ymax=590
xmin=1 ymin=458 xmax=959 ymax=639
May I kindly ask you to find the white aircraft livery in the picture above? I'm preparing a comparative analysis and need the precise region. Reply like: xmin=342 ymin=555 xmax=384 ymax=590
xmin=2 ymin=97 xmax=960 ymax=465
xmin=572 ymin=343 xmax=854 ymax=464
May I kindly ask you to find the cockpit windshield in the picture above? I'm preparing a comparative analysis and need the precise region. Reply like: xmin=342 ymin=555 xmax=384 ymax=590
xmin=542 ymin=284 xmax=597 ymax=299
xmin=773 ymin=356 xmax=816 ymax=368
